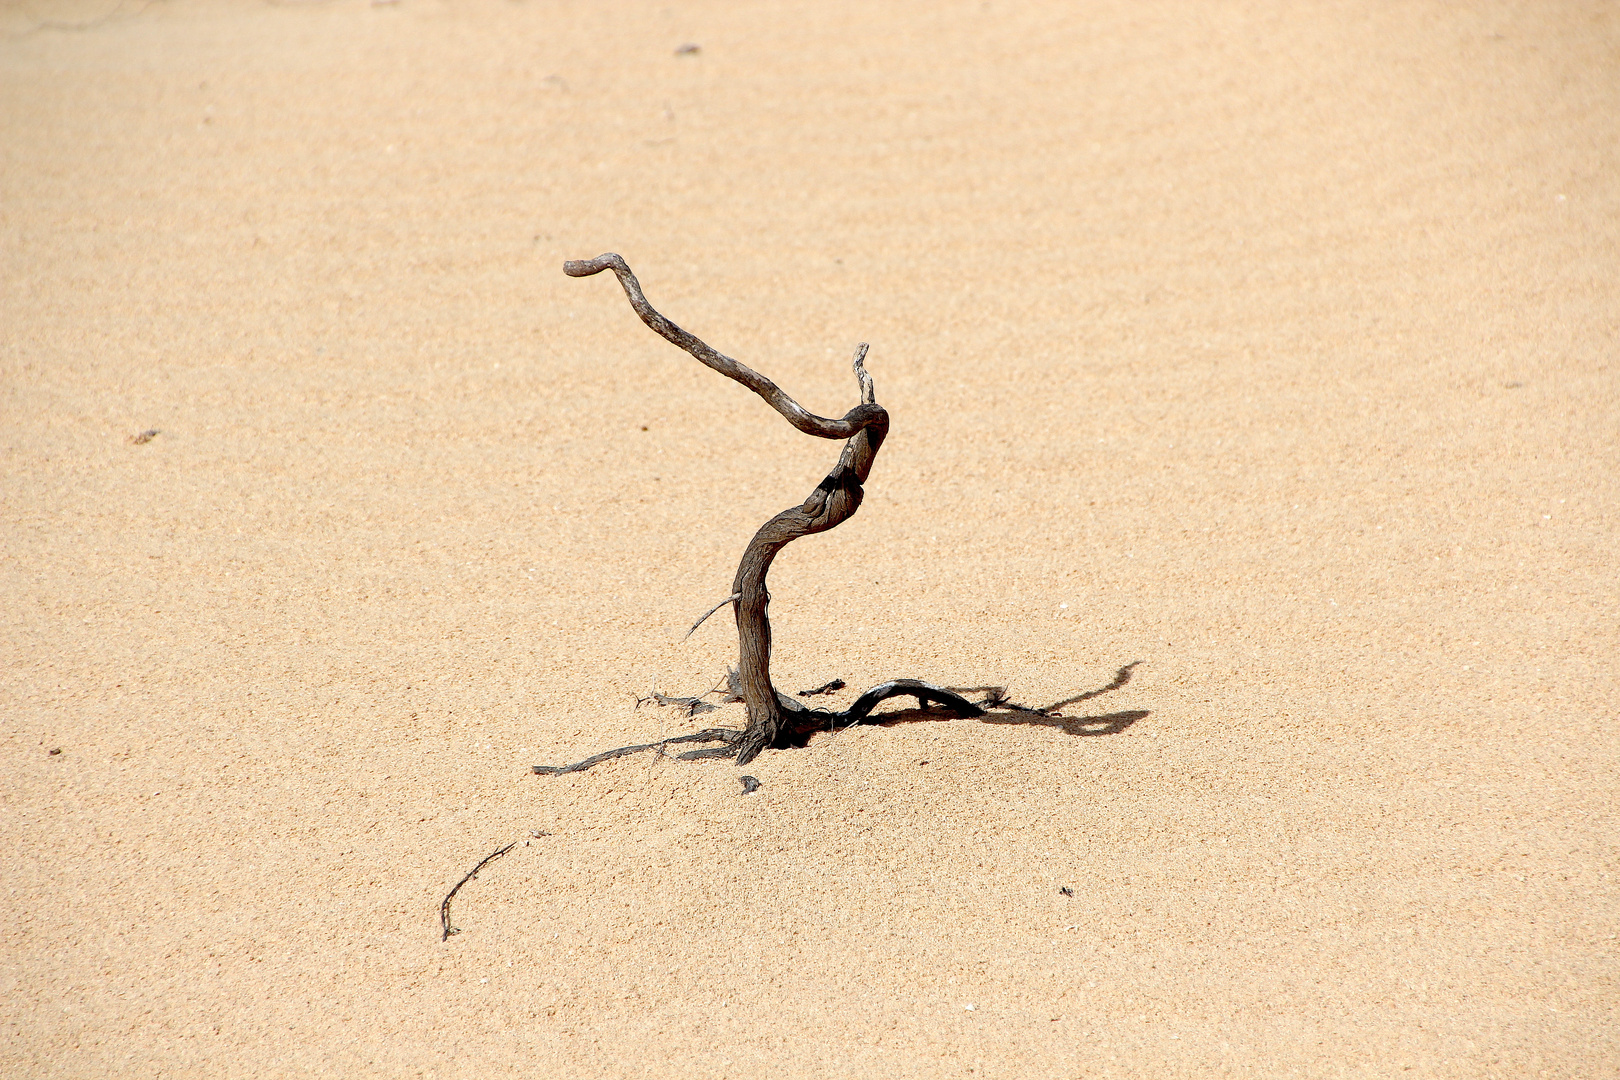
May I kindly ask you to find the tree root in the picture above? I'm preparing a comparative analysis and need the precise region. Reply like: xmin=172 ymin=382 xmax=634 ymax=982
xmin=531 ymin=680 xmax=981 ymax=775
xmin=530 ymin=663 xmax=1143 ymax=776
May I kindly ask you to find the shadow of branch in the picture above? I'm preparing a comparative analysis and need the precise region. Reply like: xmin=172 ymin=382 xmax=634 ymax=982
xmin=978 ymin=707 xmax=1149 ymax=737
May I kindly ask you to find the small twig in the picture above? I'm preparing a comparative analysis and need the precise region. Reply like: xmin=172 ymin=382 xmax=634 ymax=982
xmin=634 ymin=671 xmax=731 ymax=717
xmin=440 ymin=841 xmax=517 ymax=942
xmin=685 ymin=592 xmax=740 ymax=639
xmin=637 ymin=691 xmax=716 ymax=717
xmin=852 ymin=342 xmax=874 ymax=404
xmin=718 ymin=666 xmax=745 ymax=704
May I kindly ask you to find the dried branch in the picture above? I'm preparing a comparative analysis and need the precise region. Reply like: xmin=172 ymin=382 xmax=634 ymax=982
xmin=440 ymin=841 xmax=517 ymax=941
xmin=568 ymin=254 xmax=894 ymax=765
xmin=563 ymin=254 xmax=885 ymax=441
xmin=826 ymin=679 xmax=985 ymax=726
xmin=685 ymin=593 xmax=740 ymax=639
xmin=635 ymin=691 xmax=717 ymax=717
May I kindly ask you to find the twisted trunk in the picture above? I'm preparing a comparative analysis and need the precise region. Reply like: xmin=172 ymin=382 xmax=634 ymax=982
xmin=564 ymin=254 xmax=889 ymax=763
xmin=730 ymin=396 xmax=886 ymax=762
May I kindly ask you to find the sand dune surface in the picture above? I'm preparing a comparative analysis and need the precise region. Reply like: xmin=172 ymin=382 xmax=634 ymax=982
xmin=3 ymin=1 xmax=1617 ymax=1076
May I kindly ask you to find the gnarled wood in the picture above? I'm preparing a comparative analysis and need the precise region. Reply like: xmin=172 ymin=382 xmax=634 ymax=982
xmin=526 ymin=672 xmax=1147 ymax=775
xmin=565 ymin=254 xmax=891 ymax=763
xmin=563 ymin=254 xmax=885 ymax=441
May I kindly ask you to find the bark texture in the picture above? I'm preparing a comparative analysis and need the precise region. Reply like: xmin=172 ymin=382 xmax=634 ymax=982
xmin=563 ymin=254 xmax=976 ymax=764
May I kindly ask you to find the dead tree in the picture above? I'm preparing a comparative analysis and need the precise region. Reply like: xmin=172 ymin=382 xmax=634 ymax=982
xmin=552 ymin=254 xmax=983 ymax=767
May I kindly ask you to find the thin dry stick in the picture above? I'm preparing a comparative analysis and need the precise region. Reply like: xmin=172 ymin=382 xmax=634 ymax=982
xmin=685 ymin=593 xmax=741 ymax=639
xmin=440 ymin=841 xmax=517 ymax=941
xmin=563 ymin=254 xmax=882 ymax=440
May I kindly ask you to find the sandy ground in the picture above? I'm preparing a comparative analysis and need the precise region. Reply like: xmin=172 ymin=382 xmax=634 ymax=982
xmin=3 ymin=0 xmax=1617 ymax=1076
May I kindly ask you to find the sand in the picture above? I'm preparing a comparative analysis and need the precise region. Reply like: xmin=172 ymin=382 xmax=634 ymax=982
xmin=3 ymin=0 xmax=1616 ymax=1076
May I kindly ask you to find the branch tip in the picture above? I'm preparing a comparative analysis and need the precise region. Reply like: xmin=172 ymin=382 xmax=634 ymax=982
xmin=852 ymin=342 xmax=874 ymax=404
xmin=685 ymin=592 xmax=741 ymax=639
xmin=564 ymin=254 xmax=885 ymax=441
xmin=562 ymin=253 xmax=623 ymax=278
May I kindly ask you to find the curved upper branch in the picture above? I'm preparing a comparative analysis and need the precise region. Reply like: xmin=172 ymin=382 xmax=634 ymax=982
xmin=564 ymin=253 xmax=885 ymax=441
